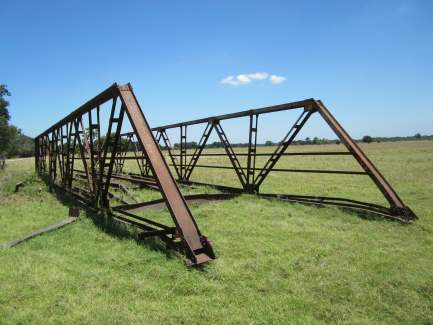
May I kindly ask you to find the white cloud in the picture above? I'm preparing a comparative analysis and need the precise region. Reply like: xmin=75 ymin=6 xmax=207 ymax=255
xmin=248 ymin=72 xmax=269 ymax=81
xmin=221 ymin=72 xmax=286 ymax=86
xmin=269 ymin=74 xmax=287 ymax=84
xmin=237 ymin=74 xmax=251 ymax=84
xmin=221 ymin=75 xmax=244 ymax=86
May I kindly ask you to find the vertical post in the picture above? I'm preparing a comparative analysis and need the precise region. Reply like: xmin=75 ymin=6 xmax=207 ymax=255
xmin=180 ymin=125 xmax=187 ymax=180
xmin=95 ymin=105 xmax=102 ymax=201
xmin=88 ymin=110 xmax=97 ymax=195
xmin=96 ymin=98 xmax=117 ymax=206
xmin=52 ymin=130 xmax=59 ymax=182
xmin=57 ymin=127 xmax=64 ymax=180
xmin=101 ymin=104 xmax=125 ymax=208
xmin=64 ymin=121 xmax=73 ymax=189
xmin=246 ymin=114 xmax=258 ymax=193
xmin=74 ymin=118 xmax=92 ymax=192
xmin=68 ymin=121 xmax=78 ymax=190
xmin=35 ymin=138 xmax=39 ymax=172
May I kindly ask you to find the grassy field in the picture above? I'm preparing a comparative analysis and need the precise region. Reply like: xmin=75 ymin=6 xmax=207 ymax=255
xmin=0 ymin=140 xmax=432 ymax=324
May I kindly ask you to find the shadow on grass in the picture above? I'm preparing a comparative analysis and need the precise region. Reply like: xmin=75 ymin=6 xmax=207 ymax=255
xmin=38 ymin=173 xmax=406 ymax=273
xmin=246 ymin=193 xmax=403 ymax=224
xmin=312 ymin=203 xmax=389 ymax=223
xmin=40 ymin=175 xmax=178 ymax=261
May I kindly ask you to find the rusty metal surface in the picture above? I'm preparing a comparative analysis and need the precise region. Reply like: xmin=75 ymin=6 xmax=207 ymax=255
xmin=35 ymin=83 xmax=215 ymax=266
xmin=153 ymin=98 xmax=317 ymax=130
xmin=314 ymin=100 xmax=415 ymax=219
xmin=35 ymin=83 xmax=417 ymax=267
xmin=1 ymin=214 xmax=79 ymax=249
xmin=112 ymin=193 xmax=239 ymax=213
xmin=118 ymin=85 xmax=214 ymax=263
xmin=144 ymin=99 xmax=416 ymax=222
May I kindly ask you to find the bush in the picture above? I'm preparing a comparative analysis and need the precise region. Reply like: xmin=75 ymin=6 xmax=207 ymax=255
xmin=362 ymin=135 xmax=373 ymax=143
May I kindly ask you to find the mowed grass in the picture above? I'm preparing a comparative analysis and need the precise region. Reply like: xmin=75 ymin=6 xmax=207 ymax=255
xmin=0 ymin=140 xmax=432 ymax=324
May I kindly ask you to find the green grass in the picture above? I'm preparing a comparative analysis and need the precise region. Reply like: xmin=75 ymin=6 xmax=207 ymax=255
xmin=0 ymin=140 xmax=432 ymax=324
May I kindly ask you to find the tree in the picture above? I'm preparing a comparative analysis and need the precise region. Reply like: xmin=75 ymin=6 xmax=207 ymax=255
xmin=265 ymin=140 xmax=274 ymax=146
xmin=0 ymin=118 xmax=9 ymax=154
xmin=362 ymin=135 xmax=373 ymax=143
xmin=0 ymin=84 xmax=34 ymax=158
xmin=414 ymin=133 xmax=422 ymax=139
xmin=0 ymin=84 xmax=11 ymax=121
xmin=0 ymin=84 xmax=12 ymax=154
xmin=7 ymin=127 xmax=34 ymax=157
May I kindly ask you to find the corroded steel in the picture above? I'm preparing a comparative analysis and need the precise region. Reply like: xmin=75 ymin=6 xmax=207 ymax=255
xmin=35 ymin=83 xmax=215 ymax=266
xmin=35 ymin=84 xmax=417 ymax=269
xmin=145 ymin=99 xmax=416 ymax=222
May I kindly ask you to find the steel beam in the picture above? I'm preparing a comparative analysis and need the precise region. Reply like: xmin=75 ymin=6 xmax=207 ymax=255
xmin=35 ymin=83 xmax=215 ymax=266
xmin=147 ymin=99 xmax=416 ymax=222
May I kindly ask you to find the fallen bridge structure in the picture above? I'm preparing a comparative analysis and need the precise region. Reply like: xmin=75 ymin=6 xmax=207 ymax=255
xmin=35 ymin=83 xmax=417 ymax=266
xmin=35 ymin=83 xmax=215 ymax=266
xmin=118 ymin=99 xmax=417 ymax=222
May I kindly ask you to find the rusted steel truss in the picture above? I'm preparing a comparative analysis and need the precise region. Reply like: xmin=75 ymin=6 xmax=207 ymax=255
xmin=135 ymin=99 xmax=415 ymax=222
xmin=35 ymin=83 xmax=215 ymax=266
xmin=36 ymin=84 xmax=417 ymax=267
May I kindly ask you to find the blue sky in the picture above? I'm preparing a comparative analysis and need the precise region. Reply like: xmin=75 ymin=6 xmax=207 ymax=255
xmin=2 ymin=0 xmax=433 ymax=142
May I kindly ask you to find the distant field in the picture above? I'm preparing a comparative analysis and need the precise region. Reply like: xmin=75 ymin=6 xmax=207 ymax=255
xmin=0 ymin=140 xmax=432 ymax=323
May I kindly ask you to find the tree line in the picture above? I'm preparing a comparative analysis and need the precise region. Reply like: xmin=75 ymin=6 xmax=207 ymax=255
xmin=170 ymin=133 xmax=432 ymax=149
xmin=1 ymin=83 xmax=431 ymax=159
xmin=0 ymin=85 xmax=34 ymax=159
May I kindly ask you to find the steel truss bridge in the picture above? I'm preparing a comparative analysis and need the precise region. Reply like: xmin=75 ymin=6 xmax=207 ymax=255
xmin=35 ymin=83 xmax=417 ymax=266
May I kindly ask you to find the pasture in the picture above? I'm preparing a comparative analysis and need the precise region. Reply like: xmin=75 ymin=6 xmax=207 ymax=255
xmin=0 ymin=140 xmax=432 ymax=324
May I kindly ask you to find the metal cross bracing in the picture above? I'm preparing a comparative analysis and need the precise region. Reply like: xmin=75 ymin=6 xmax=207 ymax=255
xmin=35 ymin=83 xmax=215 ymax=266
xmin=35 ymin=84 xmax=418 ymax=267
xmin=132 ymin=100 xmax=415 ymax=223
